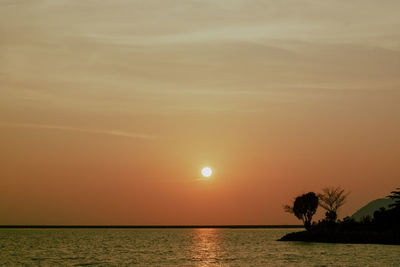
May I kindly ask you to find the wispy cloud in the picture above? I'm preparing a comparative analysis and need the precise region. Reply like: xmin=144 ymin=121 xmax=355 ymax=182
xmin=0 ymin=122 xmax=154 ymax=140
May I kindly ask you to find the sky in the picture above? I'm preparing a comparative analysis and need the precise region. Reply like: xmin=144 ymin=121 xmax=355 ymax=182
xmin=1 ymin=0 xmax=399 ymax=225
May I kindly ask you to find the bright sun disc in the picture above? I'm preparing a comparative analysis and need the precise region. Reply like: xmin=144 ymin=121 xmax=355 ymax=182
xmin=201 ymin=167 xmax=212 ymax=178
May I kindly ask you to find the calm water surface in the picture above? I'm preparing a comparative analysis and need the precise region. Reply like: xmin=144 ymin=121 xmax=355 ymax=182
xmin=1 ymin=228 xmax=399 ymax=266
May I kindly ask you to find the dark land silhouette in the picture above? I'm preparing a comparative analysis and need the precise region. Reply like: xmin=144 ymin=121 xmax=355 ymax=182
xmin=280 ymin=187 xmax=400 ymax=245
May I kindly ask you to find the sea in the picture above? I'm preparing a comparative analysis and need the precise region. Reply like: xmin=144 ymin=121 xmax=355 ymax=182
xmin=1 ymin=228 xmax=399 ymax=266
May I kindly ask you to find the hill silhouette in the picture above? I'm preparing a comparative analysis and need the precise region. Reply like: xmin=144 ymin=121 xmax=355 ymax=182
xmin=351 ymin=198 xmax=395 ymax=221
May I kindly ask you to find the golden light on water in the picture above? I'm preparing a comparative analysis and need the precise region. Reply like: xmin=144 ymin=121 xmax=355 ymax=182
xmin=191 ymin=229 xmax=221 ymax=264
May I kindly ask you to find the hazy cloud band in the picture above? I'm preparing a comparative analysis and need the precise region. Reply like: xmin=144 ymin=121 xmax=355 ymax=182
xmin=0 ymin=122 xmax=154 ymax=140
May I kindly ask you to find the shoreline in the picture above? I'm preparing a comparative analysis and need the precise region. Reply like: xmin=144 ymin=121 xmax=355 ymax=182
xmin=279 ymin=230 xmax=400 ymax=245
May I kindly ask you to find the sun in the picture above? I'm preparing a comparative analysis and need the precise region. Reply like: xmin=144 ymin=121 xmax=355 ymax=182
xmin=201 ymin=167 xmax=213 ymax=178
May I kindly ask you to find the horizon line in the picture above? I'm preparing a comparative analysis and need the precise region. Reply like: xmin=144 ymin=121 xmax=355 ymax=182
xmin=0 ymin=225 xmax=303 ymax=229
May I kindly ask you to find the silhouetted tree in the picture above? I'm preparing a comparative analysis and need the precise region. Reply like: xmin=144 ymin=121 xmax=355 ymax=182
xmin=318 ymin=186 xmax=349 ymax=223
xmin=387 ymin=187 xmax=400 ymax=209
xmin=283 ymin=202 xmax=294 ymax=214
xmin=284 ymin=192 xmax=319 ymax=231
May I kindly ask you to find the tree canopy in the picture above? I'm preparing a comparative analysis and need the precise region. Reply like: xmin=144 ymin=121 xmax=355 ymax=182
xmin=285 ymin=192 xmax=319 ymax=231
xmin=318 ymin=186 xmax=349 ymax=222
xmin=387 ymin=188 xmax=400 ymax=209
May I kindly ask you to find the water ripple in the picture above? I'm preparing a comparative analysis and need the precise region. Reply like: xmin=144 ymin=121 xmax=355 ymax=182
xmin=0 ymin=228 xmax=399 ymax=266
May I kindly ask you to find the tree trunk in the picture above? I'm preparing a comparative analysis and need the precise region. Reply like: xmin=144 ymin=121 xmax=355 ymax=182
xmin=304 ymin=220 xmax=311 ymax=231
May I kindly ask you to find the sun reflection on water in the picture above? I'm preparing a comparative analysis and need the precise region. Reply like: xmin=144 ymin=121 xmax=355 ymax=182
xmin=190 ymin=229 xmax=222 ymax=266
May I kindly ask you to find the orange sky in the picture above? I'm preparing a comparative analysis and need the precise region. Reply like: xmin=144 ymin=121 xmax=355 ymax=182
xmin=1 ymin=0 xmax=400 ymax=225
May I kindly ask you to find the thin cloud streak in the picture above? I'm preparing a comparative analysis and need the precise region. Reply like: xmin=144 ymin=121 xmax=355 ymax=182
xmin=0 ymin=122 xmax=154 ymax=140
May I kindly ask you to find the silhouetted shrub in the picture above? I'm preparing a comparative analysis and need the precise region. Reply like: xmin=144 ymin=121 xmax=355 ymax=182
xmin=292 ymin=192 xmax=319 ymax=231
